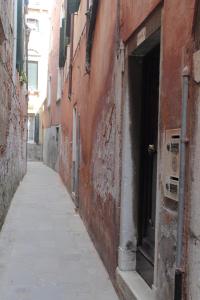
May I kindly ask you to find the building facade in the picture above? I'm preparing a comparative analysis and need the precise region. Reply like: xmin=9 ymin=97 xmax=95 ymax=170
xmin=27 ymin=0 xmax=51 ymax=161
xmin=42 ymin=0 xmax=200 ymax=299
xmin=0 ymin=0 xmax=28 ymax=227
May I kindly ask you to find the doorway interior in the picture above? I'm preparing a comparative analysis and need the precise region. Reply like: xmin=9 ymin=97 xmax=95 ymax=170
xmin=129 ymin=38 xmax=160 ymax=287
xmin=72 ymin=106 xmax=80 ymax=208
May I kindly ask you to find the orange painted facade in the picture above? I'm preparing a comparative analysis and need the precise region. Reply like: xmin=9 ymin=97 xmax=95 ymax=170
xmin=42 ymin=1 xmax=200 ymax=299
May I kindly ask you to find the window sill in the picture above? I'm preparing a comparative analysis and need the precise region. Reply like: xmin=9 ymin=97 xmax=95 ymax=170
xmin=116 ymin=268 xmax=155 ymax=300
xmin=28 ymin=90 xmax=39 ymax=96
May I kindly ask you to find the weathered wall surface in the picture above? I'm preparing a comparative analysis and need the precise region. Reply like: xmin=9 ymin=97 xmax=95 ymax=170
xmin=156 ymin=1 xmax=195 ymax=298
xmin=43 ymin=0 xmax=121 ymax=278
xmin=43 ymin=127 xmax=60 ymax=171
xmin=42 ymin=0 xmax=62 ymax=169
xmin=120 ymin=0 xmax=161 ymax=41
xmin=188 ymin=5 xmax=200 ymax=296
xmin=60 ymin=0 xmax=121 ymax=277
xmin=0 ymin=1 xmax=27 ymax=227
xmin=43 ymin=0 xmax=200 ymax=299
xmin=189 ymin=86 xmax=200 ymax=300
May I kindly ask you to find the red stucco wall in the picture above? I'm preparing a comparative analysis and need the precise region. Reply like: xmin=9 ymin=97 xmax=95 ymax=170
xmin=43 ymin=0 xmax=198 ymax=298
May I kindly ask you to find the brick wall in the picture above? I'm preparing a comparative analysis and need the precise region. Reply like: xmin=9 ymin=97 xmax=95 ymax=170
xmin=0 ymin=0 xmax=27 ymax=227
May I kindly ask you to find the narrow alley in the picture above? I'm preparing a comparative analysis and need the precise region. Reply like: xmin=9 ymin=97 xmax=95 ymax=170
xmin=0 ymin=162 xmax=118 ymax=300
xmin=1 ymin=0 xmax=200 ymax=299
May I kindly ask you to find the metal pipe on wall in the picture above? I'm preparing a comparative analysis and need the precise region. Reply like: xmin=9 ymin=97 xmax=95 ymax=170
xmin=174 ymin=66 xmax=190 ymax=300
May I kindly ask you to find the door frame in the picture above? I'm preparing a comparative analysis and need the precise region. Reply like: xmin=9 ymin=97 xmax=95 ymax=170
xmin=72 ymin=106 xmax=80 ymax=208
xmin=135 ymin=44 xmax=160 ymax=286
xmin=118 ymin=5 xmax=162 ymax=290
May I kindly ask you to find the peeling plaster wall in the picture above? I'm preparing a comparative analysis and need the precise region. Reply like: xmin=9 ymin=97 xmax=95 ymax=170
xmin=155 ymin=1 xmax=195 ymax=298
xmin=188 ymin=77 xmax=200 ymax=299
xmin=42 ymin=0 xmax=199 ymax=298
xmin=120 ymin=1 xmax=196 ymax=299
xmin=43 ymin=0 xmax=122 ymax=279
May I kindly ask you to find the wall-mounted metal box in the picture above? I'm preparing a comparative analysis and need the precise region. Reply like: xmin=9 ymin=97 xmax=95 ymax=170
xmin=164 ymin=129 xmax=181 ymax=201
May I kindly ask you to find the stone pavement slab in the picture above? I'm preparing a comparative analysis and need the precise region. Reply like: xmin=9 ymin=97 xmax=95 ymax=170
xmin=0 ymin=162 xmax=119 ymax=300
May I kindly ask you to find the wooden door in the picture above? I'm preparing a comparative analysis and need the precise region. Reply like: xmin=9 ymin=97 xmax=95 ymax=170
xmin=136 ymin=45 xmax=160 ymax=286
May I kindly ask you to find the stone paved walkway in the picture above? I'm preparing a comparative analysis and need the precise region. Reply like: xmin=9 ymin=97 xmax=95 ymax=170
xmin=0 ymin=162 xmax=119 ymax=300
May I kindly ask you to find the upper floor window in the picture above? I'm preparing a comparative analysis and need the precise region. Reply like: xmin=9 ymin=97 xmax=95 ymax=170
xmin=28 ymin=61 xmax=38 ymax=91
xmin=27 ymin=18 xmax=39 ymax=32
xmin=194 ymin=0 xmax=200 ymax=49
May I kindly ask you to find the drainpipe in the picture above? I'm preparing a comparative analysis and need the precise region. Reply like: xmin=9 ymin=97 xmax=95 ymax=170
xmin=174 ymin=66 xmax=190 ymax=300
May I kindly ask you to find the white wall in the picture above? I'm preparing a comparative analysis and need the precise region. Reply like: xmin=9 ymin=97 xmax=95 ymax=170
xmin=27 ymin=5 xmax=51 ymax=114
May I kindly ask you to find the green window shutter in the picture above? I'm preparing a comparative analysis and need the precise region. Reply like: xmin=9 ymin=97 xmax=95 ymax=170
xmin=68 ymin=0 xmax=80 ymax=14
xmin=16 ymin=0 xmax=24 ymax=73
xmin=66 ymin=11 xmax=71 ymax=41
xmin=65 ymin=0 xmax=80 ymax=44
xmin=86 ymin=0 xmax=99 ymax=72
xmin=59 ymin=18 xmax=67 ymax=68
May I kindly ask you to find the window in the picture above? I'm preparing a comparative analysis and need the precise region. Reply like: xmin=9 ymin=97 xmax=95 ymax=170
xmin=28 ymin=61 xmax=38 ymax=91
xmin=27 ymin=18 xmax=39 ymax=32
xmin=16 ymin=0 xmax=24 ymax=72
xmin=68 ymin=0 xmax=80 ymax=14
xmin=194 ymin=0 xmax=200 ymax=49
xmin=57 ymin=69 xmax=62 ymax=101
xmin=0 ymin=17 xmax=5 ymax=45
xmin=85 ymin=0 xmax=99 ymax=73
xmin=59 ymin=18 xmax=67 ymax=68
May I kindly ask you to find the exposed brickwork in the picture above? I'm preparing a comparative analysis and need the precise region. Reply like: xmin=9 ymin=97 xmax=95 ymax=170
xmin=0 ymin=1 xmax=27 ymax=227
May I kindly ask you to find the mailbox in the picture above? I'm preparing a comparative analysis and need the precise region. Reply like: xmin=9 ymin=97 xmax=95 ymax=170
xmin=164 ymin=129 xmax=181 ymax=201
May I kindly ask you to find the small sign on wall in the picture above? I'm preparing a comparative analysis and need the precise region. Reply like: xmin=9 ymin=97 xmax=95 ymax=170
xmin=137 ymin=27 xmax=146 ymax=46
xmin=164 ymin=129 xmax=181 ymax=202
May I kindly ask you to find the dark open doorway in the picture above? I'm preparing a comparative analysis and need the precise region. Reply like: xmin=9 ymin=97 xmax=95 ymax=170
xmin=129 ymin=36 xmax=160 ymax=287
xmin=72 ymin=106 xmax=80 ymax=208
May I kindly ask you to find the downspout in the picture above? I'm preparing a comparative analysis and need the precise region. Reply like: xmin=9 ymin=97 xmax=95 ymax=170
xmin=174 ymin=66 xmax=190 ymax=300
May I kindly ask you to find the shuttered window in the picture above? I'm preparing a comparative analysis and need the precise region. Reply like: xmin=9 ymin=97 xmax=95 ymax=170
xmin=59 ymin=18 xmax=67 ymax=68
xmin=16 ymin=0 xmax=24 ymax=72
xmin=66 ymin=0 xmax=80 ymax=43
xmin=28 ymin=61 xmax=38 ymax=91
xmin=68 ymin=0 xmax=80 ymax=14
xmin=86 ymin=0 xmax=99 ymax=72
